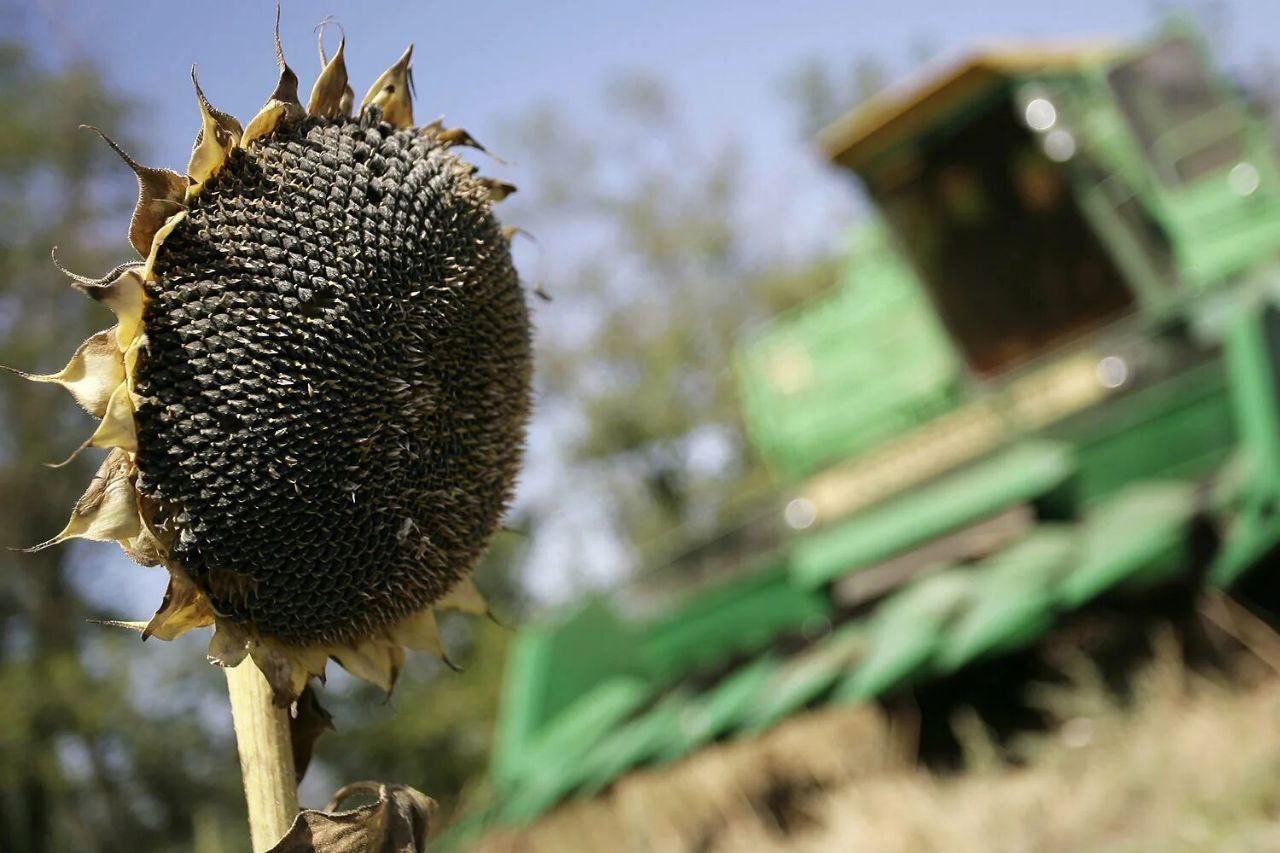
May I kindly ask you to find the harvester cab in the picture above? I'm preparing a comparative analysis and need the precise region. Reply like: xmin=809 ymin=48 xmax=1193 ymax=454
xmin=748 ymin=26 xmax=1280 ymax=596
xmin=472 ymin=25 xmax=1280 ymax=840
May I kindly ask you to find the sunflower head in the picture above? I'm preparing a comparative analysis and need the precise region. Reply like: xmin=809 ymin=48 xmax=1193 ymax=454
xmin=14 ymin=15 xmax=532 ymax=704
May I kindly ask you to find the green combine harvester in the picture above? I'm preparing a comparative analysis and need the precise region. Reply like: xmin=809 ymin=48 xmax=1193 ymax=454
xmin=470 ymin=23 xmax=1280 ymax=843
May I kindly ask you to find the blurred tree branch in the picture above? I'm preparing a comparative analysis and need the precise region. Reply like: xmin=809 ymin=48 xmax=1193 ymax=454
xmin=499 ymin=72 xmax=846 ymax=588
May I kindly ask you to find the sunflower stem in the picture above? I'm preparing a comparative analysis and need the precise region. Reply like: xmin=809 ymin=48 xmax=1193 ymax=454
xmin=226 ymin=662 xmax=298 ymax=850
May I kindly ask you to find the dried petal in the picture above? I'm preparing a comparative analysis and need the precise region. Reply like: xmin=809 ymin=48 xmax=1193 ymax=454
xmin=392 ymin=608 xmax=445 ymax=656
xmin=360 ymin=45 xmax=414 ymax=128
xmin=120 ymin=522 xmax=166 ymax=567
xmin=31 ymin=449 xmax=140 ymax=551
xmin=435 ymin=126 xmax=503 ymax=163
xmin=53 ymin=260 xmax=146 ymax=347
xmin=142 ymin=211 xmax=188 ymax=282
xmin=188 ymin=68 xmax=243 ymax=188
xmin=248 ymin=642 xmax=303 ymax=707
xmin=308 ymin=27 xmax=352 ymax=119
xmin=435 ymin=576 xmax=488 ymax=616
xmin=82 ymin=126 xmax=188 ymax=258
xmin=145 ymin=571 xmax=215 ymax=640
xmin=3 ymin=327 xmax=123 ymax=417
xmin=243 ymin=8 xmax=306 ymax=145
xmin=207 ymin=618 xmax=252 ymax=667
xmin=330 ymin=636 xmax=397 ymax=695
xmin=476 ymin=177 xmax=517 ymax=202
xmin=247 ymin=639 xmax=329 ymax=706
xmin=86 ymin=382 xmax=137 ymax=452
xmin=243 ymin=102 xmax=290 ymax=147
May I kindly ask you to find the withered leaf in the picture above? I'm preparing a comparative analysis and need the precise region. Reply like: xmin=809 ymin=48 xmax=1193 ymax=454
xmin=290 ymin=685 xmax=335 ymax=785
xmin=268 ymin=782 xmax=436 ymax=853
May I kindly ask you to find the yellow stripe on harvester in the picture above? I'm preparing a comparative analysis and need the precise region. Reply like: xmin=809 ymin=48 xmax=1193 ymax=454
xmin=804 ymin=353 xmax=1113 ymax=524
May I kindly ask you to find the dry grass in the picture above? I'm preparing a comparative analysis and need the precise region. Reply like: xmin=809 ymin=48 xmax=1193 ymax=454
xmin=478 ymin=628 xmax=1280 ymax=852
xmin=716 ymin=643 xmax=1280 ymax=852
xmin=475 ymin=703 xmax=906 ymax=852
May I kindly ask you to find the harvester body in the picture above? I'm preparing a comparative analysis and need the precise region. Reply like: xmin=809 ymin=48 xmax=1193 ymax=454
xmin=481 ymin=24 xmax=1280 ymax=831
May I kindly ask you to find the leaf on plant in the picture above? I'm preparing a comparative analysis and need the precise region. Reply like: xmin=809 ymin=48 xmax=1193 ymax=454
xmin=267 ymin=781 xmax=436 ymax=853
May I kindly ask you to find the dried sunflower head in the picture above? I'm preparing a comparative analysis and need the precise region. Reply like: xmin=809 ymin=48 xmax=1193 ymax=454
xmin=15 ymin=19 xmax=531 ymax=704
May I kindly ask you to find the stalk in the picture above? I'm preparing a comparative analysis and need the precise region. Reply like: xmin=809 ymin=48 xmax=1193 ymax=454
xmin=226 ymin=662 xmax=299 ymax=851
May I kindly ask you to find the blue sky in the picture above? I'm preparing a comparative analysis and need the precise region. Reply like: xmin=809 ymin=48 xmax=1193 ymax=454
xmin=15 ymin=0 xmax=1280 ymax=176
xmin=12 ymin=0 xmax=1280 ymax=605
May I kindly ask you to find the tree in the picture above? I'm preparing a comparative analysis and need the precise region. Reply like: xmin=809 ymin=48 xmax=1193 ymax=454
xmin=0 ymin=41 xmax=243 ymax=851
xmin=782 ymin=57 xmax=889 ymax=138
xmin=498 ymin=74 xmax=841 ymax=597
